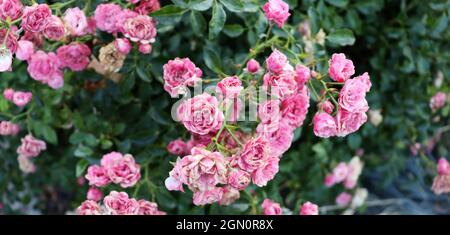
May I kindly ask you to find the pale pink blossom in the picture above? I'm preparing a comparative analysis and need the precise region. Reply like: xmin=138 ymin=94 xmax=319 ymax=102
xmin=193 ymin=188 xmax=224 ymax=206
xmin=430 ymin=92 xmax=446 ymax=111
xmin=335 ymin=109 xmax=367 ymax=137
xmin=103 ymin=191 xmax=140 ymax=215
xmin=266 ymin=49 xmax=287 ymax=74
xmin=85 ymin=165 xmax=110 ymax=187
xmin=0 ymin=121 xmax=19 ymax=136
xmin=16 ymin=134 xmax=46 ymax=158
xmin=138 ymin=43 xmax=152 ymax=54
xmin=219 ymin=186 xmax=240 ymax=206
xmin=299 ymin=201 xmax=319 ymax=215
xmin=332 ymin=163 xmax=349 ymax=183
xmin=3 ymin=88 xmax=14 ymax=101
xmin=343 ymin=157 xmax=363 ymax=189
xmin=17 ymin=154 xmax=36 ymax=174
xmin=114 ymin=38 xmax=132 ymax=55
xmin=177 ymin=94 xmax=224 ymax=135
xmin=0 ymin=0 xmax=23 ymax=21
xmin=295 ymin=64 xmax=311 ymax=86
xmin=56 ymin=43 xmax=91 ymax=71
xmin=246 ymin=59 xmax=260 ymax=74
xmin=216 ymin=76 xmax=243 ymax=98
xmin=21 ymin=4 xmax=51 ymax=33
xmin=167 ymin=139 xmax=188 ymax=156
xmin=328 ymin=53 xmax=355 ymax=82
xmin=100 ymin=152 xmax=141 ymax=188
xmin=138 ymin=200 xmax=166 ymax=215
xmin=163 ymin=57 xmax=202 ymax=97
xmin=15 ymin=40 xmax=34 ymax=61
xmin=338 ymin=74 xmax=370 ymax=113
xmin=252 ymin=156 xmax=280 ymax=186
xmin=256 ymin=120 xmax=293 ymax=158
xmin=76 ymin=200 xmax=102 ymax=215
xmin=263 ymin=67 xmax=298 ymax=98
xmin=43 ymin=15 xmax=65 ymax=41
xmin=262 ymin=0 xmax=291 ymax=27
xmin=237 ymin=137 xmax=271 ymax=173
xmin=281 ymin=87 xmax=310 ymax=128
xmin=27 ymin=51 xmax=64 ymax=89
xmin=318 ymin=100 xmax=334 ymax=114
xmin=313 ymin=112 xmax=337 ymax=138
xmin=87 ymin=187 xmax=103 ymax=201
xmin=261 ymin=199 xmax=282 ymax=215
xmin=63 ymin=7 xmax=88 ymax=36
xmin=0 ymin=47 xmax=12 ymax=72
xmin=123 ymin=15 xmax=157 ymax=44
xmin=228 ymin=170 xmax=251 ymax=191
xmin=94 ymin=3 xmax=123 ymax=33
xmin=258 ymin=99 xmax=281 ymax=133
xmin=336 ymin=192 xmax=352 ymax=207
xmin=324 ymin=174 xmax=336 ymax=187
xmin=12 ymin=91 xmax=32 ymax=107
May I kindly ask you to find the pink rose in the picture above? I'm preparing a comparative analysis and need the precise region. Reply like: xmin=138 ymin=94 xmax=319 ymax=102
xmin=63 ymin=7 xmax=88 ymax=36
xmin=177 ymin=94 xmax=224 ymax=135
xmin=56 ymin=43 xmax=91 ymax=71
xmin=3 ymin=88 xmax=14 ymax=101
xmin=246 ymin=59 xmax=260 ymax=74
xmin=313 ymin=112 xmax=337 ymax=138
xmin=332 ymin=162 xmax=349 ymax=183
xmin=262 ymin=0 xmax=290 ymax=27
xmin=335 ymin=109 xmax=367 ymax=137
xmin=12 ymin=91 xmax=32 ymax=107
xmin=238 ymin=137 xmax=271 ymax=173
xmin=324 ymin=174 xmax=336 ymax=187
xmin=0 ymin=27 xmax=18 ymax=53
xmin=430 ymin=92 xmax=446 ymax=111
xmin=258 ymin=99 xmax=281 ymax=133
xmin=123 ymin=15 xmax=157 ymax=44
xmin=192 ymin=188 xmax=224 ymax=206
xmin=219 ymin=186 xmax=240 ymax=206
xmin=114 ymin=38 xmax=132 ymax=55
xmin=263 ymin=67 xmax=298 ymax=98
xmin=0 ymin=46 xmax=12 ymax=72
xmin=336 ymin=192 xmax=352 ymax=207
xmin=163 ymin=57 xmax=202 ymax=97
xmin=135 ymin=0 xmax=161 ymax=15
xmin=76 ymin=200 xmax=102 ymax=215
xmin=228 ymin=170 xmax=251 ymax=191
xmin=94 ymin=3 xmax=123 ymax=33
xmin=261 ymin=199 xmax=282 ymax=215
xmin=338 ymin=74 xmax=370 ymax=113
xmin=15 ymin=40 xmax=34 ymax=61
xmin=328 ymin=53 xmax=355 ymax=82
xmin=299 ymin=201 xmax=319 ymax=215
xmin=318 ymin=100 xmax=334 ymax=114
xmin=281 ymin=87 xmax=310 ymax=128
xmin=266 ymin=49 xmax=287 ymax=74
xmin=138 ymin=43 xmax=152 ymax=54
xmin=103 ymin=191 xmax=140 ymax=215
xmin=16 ymin=134 xmax=46 ymax=158
xmin=167 ymin=139 xmax=188 ymax=156
xmin=100 ymin=152 xmax=141 ymax=188
xmin=437 ymin=158 xmax=450 ymax=176
xmin=86 ymin=187 xmax=103 ymax=201
xmin=27 ymin=51 xmax=64 ymax=89
xmin=216 ymin=76 xmax=243 ymax=98
xmin=295 ymin=64 xmax=311 ymax=86
xmin=85 ymin=165 xmax=110 ymax=187
xmin=0 ymin=121 xmax=19 ymax=136
xmin=252 ymin=156 xmax=280 ymax=186
xmin=138 ymin=200 xmax=166 ymax=215
xmin=256 ymin=120 xmax=293 ymax=158
xmin=17 ymin=154 xmax=36 ymax=174
xmin=343 ymin=157 xmax=363 ymax=189
xmin=0 ymin=0 xmax=23 ymax=21
xmin=21 ymin=4 xmax=52 ymax=33
xmin=43 ymin=15 xmax=65 ymax=41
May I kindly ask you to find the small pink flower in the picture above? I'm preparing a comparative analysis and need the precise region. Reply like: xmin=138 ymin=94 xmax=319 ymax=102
xmin=280 ymin=87 xmax=310 ymax=128
xmin=338 ymin=73 xmax=370 ymax=113
xmin=332 ymin=162 xmax=349 ymax=183
xmin=63 ymin=7 xmax=88 ymax=36
xmin=103 ymin=191 xmax=140 ymax=215
xmin=167 ymin=139 xmax=188 ymax=156
xmin=262 ymin=0 xmax=291 ymax=27
xmin=258 ymin=99 xmax=281 ymax=133
xmin=313 ymin=112 xmax=337 ymax=138
xmin=328 ymin=53 xmax=355 ymax=82
xmin=0 ymin=27 xmax=18 ymax=53
xmin=430 ymin=92 xmax=446 ymax=111
xmin=12 ymin=91 xmax=32 ymax=107
xmin=86 ymin=187 xmax=103 ymax=201
xmin=266 ymin=49 xmax=287 ymax=74
xmin=123 ymin=15 xmax=157 ymax=44
xmin=27 ymin=51 xmax=64 ymax=89
xmin=0 ymin=0 xmax=23 ymax=21
xmin=43 ymin=15 xmax=65 ymax=41
xmin=335 ymin=109 xmax=367 ymax=137
xmin=299 ymin=201 xmax=319 ymax=215
xmin=15 ymin=40 xmax=34 ymax=61
xmin=324 ymin=174 xmax=336 ymax=187
xmin=138 ymin=200 xmax=166 ymax=215
xmin=256 ymin=120 xmax=293 ymax=158
xmin=100 ymin=152 xmax=141 ymax=188
xmin=177 ymin=94 xmax=224 ymax=135
xmin=85 ymin=165 xmax=110 ymax=187
xmin=17 ymin=154 xmax=36 ymax=174
xmin=76 ymin=200 xmax=102 ymax=215
xmin=0 ymin=45 xmax=12 ymax=72
xmin=295 ymin=64 xmax=311 ymax=86
xmin=216 ymin=76 xmax=243 ymax=99
xmin=237 ymin=137 xmax=271 ymax=173
xmin=219 ymin=186 xmax=240 ymax=206
xmin=3 ymin=88 xmax=14 ymax=101
xmin=251 ymin=156 xmax=280 ymax=186
xmin=16 ymin=134 xmax=46 ymax=158
xmin=56 ymin=43 xmax=91 ymax=71
xmin=0 ymin=121 xmax=20 ymax=136
xmin=228 ymin=170 xmax=251 ymax=191
xmin=193 ymin=188 xmax=224 ymax=206
xmin=261 ymin=199 xmax=282 ymax=215
xmin=138 ymin=43 xmax=152 ymax=54
xmin=114 ymin=38 xmax=132 ymax=55
xmin=94 ymin=3 xmax=123 ymax=33
xmin=336 ymin=192 xmax=352 ymax=206
xmin=135 ymin=0 xmax=161 ymax=15
xmin=163 ymin=57 xmax=202 ymax=97
xmin=318 ymin=100 xmax=334 ymax=114
xmin=437 ymin=158 xmax=450 ymax=176
xmin=263 ymin=68 xmax=298 ymax=98
xmin=21 ymin=4 xmax=52 ymax=33
xmin=246 ymin=59 xmax=260 ymax=74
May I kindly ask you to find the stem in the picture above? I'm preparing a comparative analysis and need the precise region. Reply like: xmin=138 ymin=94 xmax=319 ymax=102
xmin=308 ymin=80 xmax=321 ymax=101
xmin=320 ymin=80 xmax=339 ymax=107
xmin=225 ymin=125 xmax=243 ymax=146
xmin=2 ymin=27 xmax=10 ymax=46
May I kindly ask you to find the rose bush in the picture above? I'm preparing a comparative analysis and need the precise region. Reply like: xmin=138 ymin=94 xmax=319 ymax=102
xmin=0 ymin=0 xmax=448 ymax=215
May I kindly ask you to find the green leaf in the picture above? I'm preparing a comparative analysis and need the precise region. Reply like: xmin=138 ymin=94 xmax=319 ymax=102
xmin=190 ymin=10 xmax=207 ymax=36
xmin=150 ymin=5 xmax=187 ymax=24
xmin=76 ymin=159 xmax=89 ymax=177
xmin=223 ymin=24 xmax=244 ymax=37
xmin=203 ymin=48 xmax=222 ymax=73
xmin=326 ymin=29 xmax=355 ymax=46
xmin=208 ymin=2 xmax=226 ymax=39
xmin=220 ymin=0 xmax=244 ymax=12
xmin=325 ymin=0 xmax=349 ymax=8
xmin=136 ymin=68 xmax=151 ymax=82
xmin=307 ymin=7 xmax=319 ymax=34
xmin=189 ymin=0 xmax=214 ymax=11
xmin=74 ymin=145 xmax=93 ymax=158
xmin=36 ymin=123 xmax=58 ymax=145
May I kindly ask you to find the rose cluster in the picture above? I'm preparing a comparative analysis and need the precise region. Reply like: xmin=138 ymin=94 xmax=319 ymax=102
xmin=313 ymin=53 xmax=371 ymax=138
xmin=77 ymin=191 xmax=165 ymax=215
xmin=85 ymin=152 xmax=141 ymax=188
xmin=3 ymin=88 xmax=32 ymax=107
xmin=16 ymin=134 xmax=47 ymax=174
